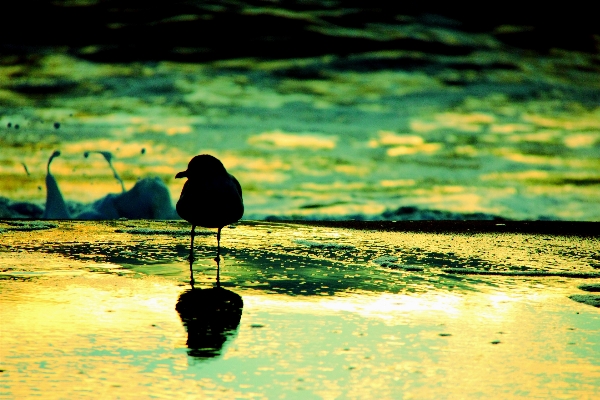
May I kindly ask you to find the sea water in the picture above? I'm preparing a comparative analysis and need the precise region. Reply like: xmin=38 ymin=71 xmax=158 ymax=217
xmin=1 ymin=17 xmax=599 ymax=221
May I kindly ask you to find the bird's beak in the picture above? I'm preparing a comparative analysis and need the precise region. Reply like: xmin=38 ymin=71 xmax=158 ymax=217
xmin=175 ymin=170 xmax=187 ymax=179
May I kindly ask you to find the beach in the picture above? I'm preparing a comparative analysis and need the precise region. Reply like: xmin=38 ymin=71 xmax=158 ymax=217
xmin=1 ymin=220 xmax=599 ymax=398
xmin=1 ymin=3 xmax=600 ymax=397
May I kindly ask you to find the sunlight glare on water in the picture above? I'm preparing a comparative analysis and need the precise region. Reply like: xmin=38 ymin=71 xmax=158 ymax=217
xmin=3 ymin=277 xmax=599 ymax=399
xmin=1 ymin=221 xmax=599 ymax=398
xmin=1 ymin=48 xmax=599 ymax=220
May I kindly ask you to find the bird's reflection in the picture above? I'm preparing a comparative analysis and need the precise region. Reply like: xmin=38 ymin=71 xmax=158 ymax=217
xmin=175 ymin=287 xmax=243 ymax=359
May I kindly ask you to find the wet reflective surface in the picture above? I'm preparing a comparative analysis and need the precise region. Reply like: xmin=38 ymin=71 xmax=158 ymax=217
xmin=1 ymin=220 xmax=599 ymax=398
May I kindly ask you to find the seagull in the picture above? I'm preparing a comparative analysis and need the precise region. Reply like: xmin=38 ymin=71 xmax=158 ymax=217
xmin=175 ymin=154 xmax=244 ymax=288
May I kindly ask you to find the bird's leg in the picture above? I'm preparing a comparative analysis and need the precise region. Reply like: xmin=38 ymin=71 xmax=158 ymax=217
xmin=215 ymin=227 xmax=222 ymax=288
xmin=188 ymin=225 xmax=196 ymax=288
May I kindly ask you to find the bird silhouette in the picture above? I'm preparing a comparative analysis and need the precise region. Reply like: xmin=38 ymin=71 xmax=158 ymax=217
xmin=175 ymin=154 xmax=244 ymax=287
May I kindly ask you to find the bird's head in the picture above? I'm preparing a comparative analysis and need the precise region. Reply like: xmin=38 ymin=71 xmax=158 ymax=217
xmin=175 ymin=154 xmax=228 ymax=179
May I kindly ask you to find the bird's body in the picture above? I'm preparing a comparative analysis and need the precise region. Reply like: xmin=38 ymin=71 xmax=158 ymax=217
xmin=176 ymin=154 xmax=243 ymax=287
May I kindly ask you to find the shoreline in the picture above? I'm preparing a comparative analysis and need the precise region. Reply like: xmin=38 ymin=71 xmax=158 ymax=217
xmin=2 ymin=218 xmax=599 ymax=235
xmin=286 ymin=219 xmax=600 ymax=236
xmin=2 ymin=219 xmax=600 ymax=398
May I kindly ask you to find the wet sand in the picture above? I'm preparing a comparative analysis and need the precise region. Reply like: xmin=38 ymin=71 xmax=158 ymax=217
xmin=1 ymin=220 xmax=599 ymax=398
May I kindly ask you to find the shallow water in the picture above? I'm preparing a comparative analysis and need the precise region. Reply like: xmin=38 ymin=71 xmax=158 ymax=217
xmin=1 ymin=220 xmax=599 ymax=398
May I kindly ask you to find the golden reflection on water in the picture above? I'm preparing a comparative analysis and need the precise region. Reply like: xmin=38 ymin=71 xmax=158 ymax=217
xmin=2 ymin=101 xmax=599 ymax=219
xmin=248 ymin=130 xmax=338 ymax=150
xmin=2 ymin=47 xmax=600 ymax=219
xmin=2 ymin=237 xmax=600 ymax=398
xmin=5 ymin=227 xmax=600 ymax=394
xmin=410 ymin=112 xmax=495 ymax=133
xmin=234 ymin=289 xmax=600 ymax=398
